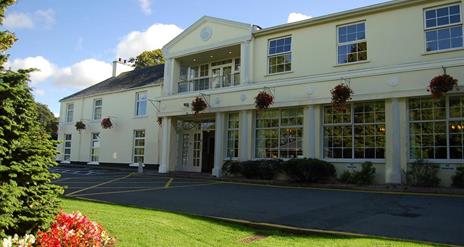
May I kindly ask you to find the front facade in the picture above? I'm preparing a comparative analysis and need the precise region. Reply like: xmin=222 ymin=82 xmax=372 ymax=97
xmin=57 ymin=64 xmax=164 ymax=167
xmin=157 ymin=0 xmax=464 ymax=185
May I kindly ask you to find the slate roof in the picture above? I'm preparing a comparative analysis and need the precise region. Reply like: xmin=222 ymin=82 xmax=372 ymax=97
xmin=60 ymin=64 xmax=164 ymax=101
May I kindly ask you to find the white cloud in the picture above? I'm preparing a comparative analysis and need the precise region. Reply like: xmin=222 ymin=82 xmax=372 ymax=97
xmin=116 ymin=23 xmax=183 ymax=58
xmin=34 ymin=88 xmax=46 ymax=96
xmin=287 ymin=12 xmax=312 ymax=23
xmin=35 ymin=9 xmax=56 ymax=28
xmin=138 ymin=0 xmax=152 ymax=15
xmin=3 ymin=12 xmax=34 ymax=29
xmin=3 ymin=9 xmax=55 ymax=30
xmin=7 ymin=56 xmax=56 ymax=84
xmin=53 ymin=59 xmax=113 ymax=89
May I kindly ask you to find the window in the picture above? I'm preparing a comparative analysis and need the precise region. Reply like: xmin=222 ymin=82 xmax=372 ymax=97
xmin=63 ymin=134 xmax=72 ymax=161
xmin=90 ymin=133 xmax=100 ymax=162
xmin=256 ymin=108 xmax=303 ymax=158
xmin=135 ymin=91 xmax=147 ymax=116
xmin=193 ymin=133 xmax=201 ymax=167
xmin=424 ymin=4 xmax=463 ymax=52
xmin=181 ymin=134 xmax=189 ymax=166
xmin=93 ymin=99 xmax=102 ymax=120
xmin=133 ymin=130 xmax=145 ymax=163
xmin=226 ymin=113 xmax=239 ymax=158
xmin=268 ymin=36 xmax=292 ymax=74
xmin=409 ymin=95 xmax=464 ymax=160
xmin=323 ymin=101 xmax=385 ymax=159
xmin=65 ymin=103 xmax=74 ymax=123
xmin=337 ymin=22 xmax=367 ymax=64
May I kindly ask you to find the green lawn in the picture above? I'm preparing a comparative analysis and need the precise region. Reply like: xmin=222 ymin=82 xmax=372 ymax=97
xmin=62 ymin=198 xmax=435 ymax=247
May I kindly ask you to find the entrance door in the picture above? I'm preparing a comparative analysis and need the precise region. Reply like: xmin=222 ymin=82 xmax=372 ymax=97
xmin=211 ymin=65 xmax=232 ymax=88
xmin=201 ymin=130 xmax=215 ymax=173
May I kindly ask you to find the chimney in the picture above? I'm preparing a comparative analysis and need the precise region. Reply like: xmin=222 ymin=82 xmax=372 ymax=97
xmin=112 ymin=58 xmax=134 ymax=77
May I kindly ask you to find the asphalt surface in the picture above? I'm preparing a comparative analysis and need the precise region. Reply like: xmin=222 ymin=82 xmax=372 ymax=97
xmin=54 ymin=165 xmax=464 ymax=245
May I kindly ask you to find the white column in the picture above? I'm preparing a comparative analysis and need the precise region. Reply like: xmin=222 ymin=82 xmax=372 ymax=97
xmin=213 ymin=112 xmax=225 ymax=177
xmin=240 ymin=40 xmax=251 ymax=85
xmin=303 ymin=106 xmax=316 ymax=158
xmin=385 ymin=98 xmax=402 ymax=184
xmin=239 ymin=110 xmax=253 ymax=160
xmin=159 ymin=117 xmax=172 ymax=173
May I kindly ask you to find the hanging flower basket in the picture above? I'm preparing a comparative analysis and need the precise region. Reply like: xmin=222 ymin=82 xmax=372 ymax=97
xmin=427 ymin=74 xmax=458 ymax=99
xmin=157 ymin=117 xmax=162 ymax=125
xmin=75 ymin=121 xmax=86 ymax=131
xmin=255 ymin=91 xmax=274 ymax=110
xmin=331 ymin=83 xmax=353 ymax=112
xmin=101 ymin=117 xmax=113 ymax=129
xmin=191 ymin=97 xmax=207 ymax=114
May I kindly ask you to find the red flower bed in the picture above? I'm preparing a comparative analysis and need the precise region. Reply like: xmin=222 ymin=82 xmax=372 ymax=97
xmin=255 ymin=91 xmax=274 ymax=110
xmin=427 ymin=74 xmax=458 ymax=99
xmin=101 ymin=118 xmax=113 ymax=129
xmin=36 ymin=211 xmax=113 ymax=247
xmin=331 ymin=83 xmax=353 ymax=112
xmin=191 ymin=97 xmax=207 ymax=114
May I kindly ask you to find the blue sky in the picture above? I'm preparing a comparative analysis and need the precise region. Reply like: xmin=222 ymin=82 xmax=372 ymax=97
xmin=4 ymin=0 xmax=386 ymax=116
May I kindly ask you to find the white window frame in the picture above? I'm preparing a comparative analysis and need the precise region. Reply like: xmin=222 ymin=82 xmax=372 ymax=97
xmin=408 ymin=95 xmax=464 ymax=163
xmin=336 ymin=21 xmax=367 ymax=65
xmin=226 ymin=112 xmax=240 ymax=159
xmin=63 ymin=134 xmax=72 ymax=161
xmin=255 ymin=108 xmax=303 ymax=159
xmin=90 ymin=132 xmax=100 ymax=162
xmin=322 ymin=101 xmax=386 ymax=162
xmin=93 ymin=99 xmax=102 ymax=120
xmin=135 ymin=91 xmax=147 ymax=117
xmin=133 ymin=130 xmax=146 ymax=164
xmin=423 ymin=3 xmax=463 ymax=53
xmin=65 ymin=103 xmax=74 ymax=123
xmin=267 ymin=36 xmax=292 ymax=75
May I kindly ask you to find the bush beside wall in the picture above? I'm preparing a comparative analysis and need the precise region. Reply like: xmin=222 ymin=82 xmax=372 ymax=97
xmin=405 ymin=160 xmax=440 ymax=187
xmin=452 ymin=167 xmax=464 ymax=188
xmin=338 ymin=162 xmax=376 ymax=185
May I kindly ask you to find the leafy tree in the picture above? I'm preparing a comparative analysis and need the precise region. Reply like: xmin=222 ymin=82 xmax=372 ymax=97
xmin=0 ymin=0 xmax=63 ymax=238
xmin=129 ymin=49 xmax=165 ymax=69
xmin=35 ymin=102 xmax=58 ymax=140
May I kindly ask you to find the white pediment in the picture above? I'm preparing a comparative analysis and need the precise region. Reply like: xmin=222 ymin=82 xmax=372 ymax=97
xmin=164 ymin=16 xmax=254 ymax=58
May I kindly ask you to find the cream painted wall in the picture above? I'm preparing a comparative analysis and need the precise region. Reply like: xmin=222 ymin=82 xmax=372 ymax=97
xmin=57 ymin=85 xmax=162 ymax=165
xmin=251 ymin=0 xmax=464 ymax=83
xmin=167 ymin=19 xmax=251 ymax=57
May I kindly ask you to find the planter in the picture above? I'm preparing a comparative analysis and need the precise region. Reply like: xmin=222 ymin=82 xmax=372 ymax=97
xmin=191 ymin=97 xmax=207 ymax=115
xmin=75 ymin=121 xmax=86 ymax=131
xmin=331 ymin=83 xmax=353 ymax=112
xmin=255 ymin=91 xmax=274 ymax=110
xmin=101 ymin=117 xmax=113 ymax=129
xmin=427 ymin=74 xmax=458 ymax=99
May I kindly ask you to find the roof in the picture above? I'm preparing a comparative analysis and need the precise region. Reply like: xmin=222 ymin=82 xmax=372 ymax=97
xmin=60 ymin=64 xmax=164 ymax=102
xmin=253 ymin=0 xmax=428 ymax=37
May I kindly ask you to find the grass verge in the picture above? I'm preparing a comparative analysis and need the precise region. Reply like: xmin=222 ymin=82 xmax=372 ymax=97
xmin=61 ymin=198 xmax=436 ymax=247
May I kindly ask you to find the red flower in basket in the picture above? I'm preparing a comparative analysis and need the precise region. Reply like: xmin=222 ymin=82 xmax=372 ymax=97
xmin=255 ymin=91 xmax=274 ymax=110
xmin=192 ymin=97 xmax=207 ymax=114
xmin=331 ymin=83 xmax=353 ymax=112
xmin=75 ymin=121 xmax=86 ymax=131
xmin=427 ymin=74 xmax=458 ymax=99
xmin=101 ymin=117 xmax=113 ymax=129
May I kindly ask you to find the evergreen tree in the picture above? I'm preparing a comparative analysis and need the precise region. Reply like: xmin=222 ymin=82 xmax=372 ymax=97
xmin=0 ymin=0 xmax=63 ymax=238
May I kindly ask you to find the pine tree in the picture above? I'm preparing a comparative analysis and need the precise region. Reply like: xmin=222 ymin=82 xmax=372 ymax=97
xmin=0 ymin=0 xmax=63 ymax=238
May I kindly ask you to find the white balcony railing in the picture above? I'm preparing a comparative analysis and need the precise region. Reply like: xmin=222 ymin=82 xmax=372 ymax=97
xmin=178 ymin=73 xmax=240 ymax=94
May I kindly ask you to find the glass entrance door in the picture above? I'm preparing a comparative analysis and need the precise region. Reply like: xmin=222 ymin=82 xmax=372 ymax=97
xmin=211 ymin=65 xmax=232 ymax=88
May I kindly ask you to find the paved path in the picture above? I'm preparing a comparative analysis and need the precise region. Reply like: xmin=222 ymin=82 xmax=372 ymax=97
xmin=54 ymin=166 xmax=464 ymax=245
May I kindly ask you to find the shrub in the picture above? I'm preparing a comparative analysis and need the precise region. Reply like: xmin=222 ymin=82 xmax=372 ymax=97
xmin=405 ymin=160 xmax=440 ymax=187
xmin=338 ymin=162 xmax=376 ymax=185
xmin=452 ymin=167 xmax=464 ymax=188
xmin=240 ymin=159 xmax=283 ymax=180
xmin=222 ymin=160 xmax=242 ymax=177
xmin=36 ymin=211 xmax=113 ymax=247
xmin=281 ymin=158 xmax=336 ymax=183
xmin=2 ymin=234 xmax=36 ymax=247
